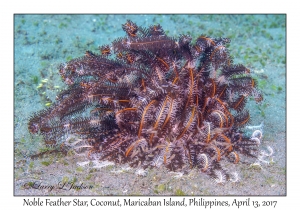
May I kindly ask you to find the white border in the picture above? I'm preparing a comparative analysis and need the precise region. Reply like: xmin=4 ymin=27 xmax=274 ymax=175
xmin=2 ymin=0 xmax=294 ymax=209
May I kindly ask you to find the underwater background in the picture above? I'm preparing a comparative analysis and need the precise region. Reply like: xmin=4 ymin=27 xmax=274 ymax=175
xmin=14 ymin=14 xmax=286 ymax=195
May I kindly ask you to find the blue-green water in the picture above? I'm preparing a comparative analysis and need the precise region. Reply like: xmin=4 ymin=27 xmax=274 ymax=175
xmin=14 ymin=14 xmax=286 ymax=195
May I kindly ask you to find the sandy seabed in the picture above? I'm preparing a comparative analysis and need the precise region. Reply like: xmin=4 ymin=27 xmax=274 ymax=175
xmin=14 ymin=14 xmax=286 ymax=196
